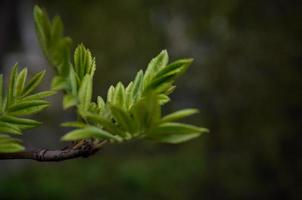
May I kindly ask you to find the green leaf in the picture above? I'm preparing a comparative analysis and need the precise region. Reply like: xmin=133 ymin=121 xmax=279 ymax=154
xmin=144 ymin=73 xmax=175 ymax=94
xmin=50 ymin=37 xmax=73 ymax=76
xmin=152 ymin=122 xmax=206 ymax=135
xmin=165 ymin=85 xmax=176 ymax=95
xmin=131 ymin=93 xmax=160 ymax=133
xmin=151 ymin=132 xmax=202 ymax=144
xmin=0 ymin=122 xmax=21 ymax=135
xmin=51 ymin=76 xmax=67 ymax=91
xmin=149 ymin=122 xmax=208 ymax=144
xmin=74 ymin=44 xmax=95 ymax=80
xmin=51 ymin=16 xmax=63 ymax=42
xmin=0 ymin=74 xmax=3 ymax=112
xmin=63 ymin=94 xmax=77 ymax=109
xmin=22 ymin=70 xmax=45 ymax=96
xmin=161 ymin=109 xmax=199 ymax=123
xmin=125 ymin=81 xmax=133 ymax=109
xmin=84 ymin=112 xmax=122 ymax=135
xmin=0 ymin=134 xmax=24 ymax=152
xmin=144 ymin=59 xmax=193 ymax=94
xmin=8 ymin=64 xmax=18 ymax=105
xmin=22 ymin=91 xmax=55 ymax=101
xmin=0 ymin=63 xmax=51 ymax=143
xmin=113 ymin=82 xmax=126 ymax=108
xmin=61 ymin=121 xmax=86 ymax=128
xmin=110 ymin=104 xmax=136 ymax=134
xmin=0 ymin=143 xmax=24 ymax=153
xmin=68 ymin=68 xmax=78 ymax=96
xmin=155 ymin=58 xmax=193 ymax=80
xmin=158 ymin=94 xmax=170 ymax=105
xmin=62 ymin=126 xmax=122 ymax=141
xmin=0 ymin=115 xmax=41 ymax=130
xmin=33 ymin=5 xmax=51 ymax=55
xmin=131 ymin=70 xmax=144 ymax=103
xmin=8 ymin=100 xmax=49 ymax=116
xmin=89 ymin=102 xmax=97 ymax=111
xmin=34 ymin=5 xmax=72 ymax=77
xmin=144 ymin=50 xmax=169 ymax=85
xmin=97 ymin=96 xmax=105 ymax=111
xmin=15 ymin=68 xmax=28 ymax=96
xmin=107 ymin=85 xmax=115 ymax=103
xmin=78 ymin=75 xmax=92 ymax=111
xmin=126 ymin=81 xmax=133 ymax=92
xmin=0 ymin=135 xmax=21 ymax=144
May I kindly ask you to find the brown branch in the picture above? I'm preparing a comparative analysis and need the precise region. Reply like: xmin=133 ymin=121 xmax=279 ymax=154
xmin=0 ymin=140 xmax=107 ymax=162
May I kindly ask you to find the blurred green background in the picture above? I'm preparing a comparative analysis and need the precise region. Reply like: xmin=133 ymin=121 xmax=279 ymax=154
xmin=0 ymin=0 xmax=301 ymax=199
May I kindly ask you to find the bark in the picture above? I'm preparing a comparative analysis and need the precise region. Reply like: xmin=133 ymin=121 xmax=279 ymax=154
xmin=0 ymin=140 xmax=106 ymax=162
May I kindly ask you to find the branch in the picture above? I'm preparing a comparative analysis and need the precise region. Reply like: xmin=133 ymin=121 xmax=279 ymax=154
xmin=0 ymin=140 xmax=107 ymax=162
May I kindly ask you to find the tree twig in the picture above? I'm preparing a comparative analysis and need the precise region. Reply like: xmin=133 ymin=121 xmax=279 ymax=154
xmin=0 ymin=140 xmax=107 ymax=162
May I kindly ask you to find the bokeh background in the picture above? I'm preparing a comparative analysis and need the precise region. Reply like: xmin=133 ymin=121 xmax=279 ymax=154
xmin=0 ymin=0 xmax=301 ymax=199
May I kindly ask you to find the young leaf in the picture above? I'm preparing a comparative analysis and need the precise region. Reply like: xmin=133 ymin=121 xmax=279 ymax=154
xmin=0 ymin=74 xmax=3 ymax=112
xmin=144 ymin=50 xmax=169 ymax=85
xmin=0 ymin=134 xmax=21 ymax=144
xmin=51 ymin=76 xmax=68 ymax=91
xmin=0 ymin=116 xmax=41 ymax=128
xmin=165 ymin=85 xmax=176 ymax=95
xmin=0 ymin=122 xmax=21 ymax=135
xmin=150 ymin=132 xmax=202 ymax=144
xmin=51 ymin=16 xmax=64 ymax=42
xmin=33 ymin=5 xmax=51 ymax=56
xmin=68 ymin=67 xmax=78 ymax=96
xmin=161 ymin=108 xmax=199 ymax=123
xmin=158 ymin=94 xmax=170 ymax=105
xmin=0 ymin=142 xmax=24 ymax=153
xmin=34 ymin=5 xmax=72 ymax=77
xmin=110 ymin=104 xmax=136 ymax=134
xmin=149 ymin=122 xmax=208 ymax=144
xmin=144 ymin=59 xmax=193 ymax=94
xmin=61 ymin=121 xmax=86 ymax=128
xmin=107 ymin=85 xmax=115 ymax=103
xmin=83 ymin=112 xmax=123 ymax=135
xmin=143 ymin=73 xmax=175 ymax=94
xmin=155 ymin=58 xmax=193 ymax=80
xmin=63 ymin=94 xmax=77 ymax=109
xmin=78 ymin=75 xmax=92 ymax=111
xmin=15 ymin=68 xmax=28 ymax=96
xmin=22 ymin=91 xmax=56 ymax=101
xmin=62 ymin=126 xmax=122 ymax=141
xmin=131 ymin=70 xmax=144 ymax=103
xmin=97 ymin=96 xmax=105 ymax=111
xmin=131 ymin=93 xmax=160 ymax=133
xmin=113 ymin=82 xmax=126 ymax=108
xmin=22 ymin=70 xmax=46 ymax=96
xmin=50 ymin=37 xmax=73 ymax=76
xmin=74 ymin=44 xmax=95 ymax=80
xmin=8 ymin=100 xmax=49 ymax=116
xmin=125 ymin=81 xmax=133 ymax=109
xmin=8 ymin=64 xmax=18 ymax=105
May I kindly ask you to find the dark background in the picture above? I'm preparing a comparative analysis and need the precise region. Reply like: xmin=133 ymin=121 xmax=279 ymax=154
xmin=0 ymin=0 xmax=301 ymax=199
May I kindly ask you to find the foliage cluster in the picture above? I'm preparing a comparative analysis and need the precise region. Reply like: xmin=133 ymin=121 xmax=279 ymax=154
xmin=0 ymin=6 xmax=207 ymax=153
